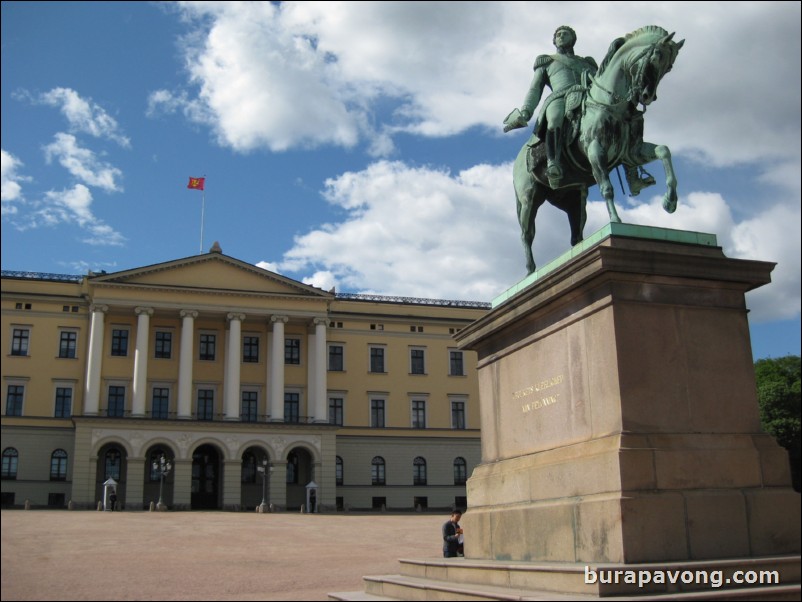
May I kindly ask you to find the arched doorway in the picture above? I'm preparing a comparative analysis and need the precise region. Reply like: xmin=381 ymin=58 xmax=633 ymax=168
xmin=95 ymin=443 xmax=127 ymax=507
xmin=241 ymin=446 xmax=270 ymax=510
xmin=191 ymin=444 xmax=221 ymax=509
xmin=285 ymin=447 xmax=313 ymax=510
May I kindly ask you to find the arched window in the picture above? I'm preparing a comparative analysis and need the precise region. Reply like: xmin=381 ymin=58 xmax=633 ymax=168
xmin=335 ymin=456 xmax=343 ymax=486
xmin=371 ymin=456 xmax=385 ymax=485
xmin=454 ymin=457 xmax=467 ymax=485
xmin=104 ymin=449 xmax=121 ymax=480
xmin=2 ymin=448 xmax=19 ymax=480
xmin=241 ymin=451 xmax=257 ymax=483
xmin=50 ymin=449 xmax=68 ymax=481
xmin=413 ymin=456 xmax=427 ymax=486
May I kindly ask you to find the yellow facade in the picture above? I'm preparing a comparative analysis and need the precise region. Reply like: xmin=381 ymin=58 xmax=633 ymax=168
xmin=1 ymin=250 xmax=486 ymax=511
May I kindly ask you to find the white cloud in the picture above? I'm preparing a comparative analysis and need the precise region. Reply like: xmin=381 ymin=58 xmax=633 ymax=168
xmin=43 ymin=133 xmax=123 ymax=193
xmin=12 ymin=184 xmax=125 ymax=246
xmin=164 ymin=2 xmax=799 ymax=168
xmin=1 ymin=149 xmax=28 ymax=215
xmin=36 ymin=87 xmax=131 ymax=147
xmin=265 ymin=160 xmax=800 ymax=322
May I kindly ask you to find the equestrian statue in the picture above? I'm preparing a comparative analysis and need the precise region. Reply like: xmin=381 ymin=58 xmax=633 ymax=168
xmin=504 ymin=25 xmax=684 ymax=274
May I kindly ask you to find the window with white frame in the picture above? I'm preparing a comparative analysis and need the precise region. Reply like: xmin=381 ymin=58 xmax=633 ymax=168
xmin=58 ymin=330 xmax=78 ymax=358
xmin=5 ymin=384 xmax=25 ymax=416
xmin=110 ymin=328 xmax=129 ymax=356
xmin=449 ymin=349 xmax=465 ymax=376
xmin=369 ymin=346 xmax=386 ymax=373
xmin=154 ymin=331 xmax=173 ymax=359
xmin=411 ymin=399 xmax=427 ymax=429
xmin=451 ymin=398 xmax=467 ymax=429
xmin=410 ymin=347 xmax=426 ymax=375
xmin=370 ymin=397 xmax=386 ymax=428
xmin=10 ymin=327 xmax=31 ymax=356
xmin=328 ymin=344 xmax=344 ymax=371
xmin=54 ymin=385 xmax=73 ymax=418
xmin=329 ymin=397 xmax=344 ymax=426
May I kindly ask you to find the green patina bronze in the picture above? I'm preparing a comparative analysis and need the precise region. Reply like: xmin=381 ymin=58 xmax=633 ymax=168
xmin=504 ymin=26 xmax=684 ymax=274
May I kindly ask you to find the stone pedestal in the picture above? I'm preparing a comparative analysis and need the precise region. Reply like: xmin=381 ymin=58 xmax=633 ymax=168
xmin=455 ymin=225 xmax=800 ymax=564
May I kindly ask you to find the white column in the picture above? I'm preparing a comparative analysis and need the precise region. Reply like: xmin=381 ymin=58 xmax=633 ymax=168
xmin=132 ymin=307 xmax=153 ymax=417
xmin=313 ymin=317 xmax=328 ymax=422
xmin=225 ymin=313 xmax=245 ymax=421
xmin=177 ymin=310 xmax=197 ymax=419
xmin=270 ymin=315 xmax=288 ymax=422
xmin=84 ymin=304 xmax=108 ymax=415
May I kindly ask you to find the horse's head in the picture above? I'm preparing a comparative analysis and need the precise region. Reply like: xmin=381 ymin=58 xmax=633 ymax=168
xmin=630 ymin=31 xmax=684 ymax=108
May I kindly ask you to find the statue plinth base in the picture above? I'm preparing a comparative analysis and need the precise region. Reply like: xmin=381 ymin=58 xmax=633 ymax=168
xmin=456 ymin=225 xmax=800 ymax=564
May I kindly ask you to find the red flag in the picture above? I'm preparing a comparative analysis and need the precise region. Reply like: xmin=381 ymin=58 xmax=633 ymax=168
xmin=187 ymin=177 xmax=205 ymax=191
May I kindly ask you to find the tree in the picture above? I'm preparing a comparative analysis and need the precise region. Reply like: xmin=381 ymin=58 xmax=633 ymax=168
xmin=755 ymin=355 xmax=801 ymax=491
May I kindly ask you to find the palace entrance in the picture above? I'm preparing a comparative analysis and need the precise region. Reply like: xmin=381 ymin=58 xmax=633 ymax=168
xmin=191 ymin=444 xmax=221 ymax=509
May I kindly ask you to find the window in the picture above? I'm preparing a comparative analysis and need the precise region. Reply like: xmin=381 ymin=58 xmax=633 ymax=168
xmin=413 ymin=457 xmax=427 ymax=485
xmin=58 ymin=330 xmax=77 ymax=358
xmin=410 ymin=348 xmax=426 ymax=375
xmin=285 ymin=338 xmax=300 ymax=365
xmin=199 ymin=334 xmax=216 ymax=361
xmin=6 ymin=385 xmax=24 ymax=416
xmin=11 ymin=328 xmax=30 ymax=356
xmin=284 ymin=392 xmax=300 ymax=423
xmin=104 ymin=449 xmax=121 ymax=480
xmin=154 ymin=331 xmax=172 ymax=359
xmin=243 ymin=336 xmax=259 ymax=363
xmin=329 ymin=397 xmax=343 ymax=426
xmin=370 ymin=399 xmax=385 ymax=428
xmin=152 ymin=387 xmax=169 ymax=419
xmin=50 ymin=449 xmax=68 ymax=481
xmin=107 ymin=386 xmax=126 ymax=417
xmin=55 ymin=387 xmax=72 ymax=418
xmin=449 ymin=350 xmax=465 ymax=376
xmin=241 ymin=391 xmax=258 ymax=422
xmin=369 ymin=346 xmax=385 ymax=373
xmin=197 ymin=389 xmax=214 ymax=420
xmin=371 ymin=456 xmax=386 ymax=485
xmin=328 ymin=344 xmax=344 ymax=371
xmin=1 ymin=448 xmax=18 ymax=479
xmin=335 ymin=456 xmax=343 ymax=486
xmin=111 ymin=329 xmax=128 ymax=356
xmin=454 ymin=457 xmax=468 ymax=485
xmin=411 ymin=399 xmax=426 ymax=429
xmin=451 ymin=400 xmax=466 ymax=429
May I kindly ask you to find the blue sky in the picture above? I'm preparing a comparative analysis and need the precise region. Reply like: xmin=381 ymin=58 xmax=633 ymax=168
xmin=2 ymin=1 xmax=799 ymax=360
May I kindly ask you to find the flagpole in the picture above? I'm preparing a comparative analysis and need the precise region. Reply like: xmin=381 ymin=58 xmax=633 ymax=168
xmin=199 ymin=186 xmax=206 ymax=255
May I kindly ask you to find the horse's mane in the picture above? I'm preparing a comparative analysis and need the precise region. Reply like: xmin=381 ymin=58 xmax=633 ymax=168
xmin=596 ymin=25 xmax=670 ymax=77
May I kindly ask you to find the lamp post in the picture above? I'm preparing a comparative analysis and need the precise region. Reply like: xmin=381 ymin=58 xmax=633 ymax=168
xmin=152 ymin=453 xmax=172 ymax=511
xmin=257 ymin=459 xmax=272 ymax=513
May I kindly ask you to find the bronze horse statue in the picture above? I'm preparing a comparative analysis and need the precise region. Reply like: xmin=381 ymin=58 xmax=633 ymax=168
xmin=508 ymin=26 xmax=684 ymax=274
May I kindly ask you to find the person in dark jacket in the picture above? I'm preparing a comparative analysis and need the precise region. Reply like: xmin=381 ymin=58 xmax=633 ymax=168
xmin=442 ymin=510 xmax=463 ymax=557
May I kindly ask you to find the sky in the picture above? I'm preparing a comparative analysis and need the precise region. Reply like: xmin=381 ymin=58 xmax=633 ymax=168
xmin=1 ymin=1 xmax=799 ymax=360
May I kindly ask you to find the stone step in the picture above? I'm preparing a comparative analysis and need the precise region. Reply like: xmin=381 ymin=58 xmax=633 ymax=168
xmin=396 ymin=556 xmax=801 ymax=597
xmin=338 ymin=573 xmax=801 ymax=602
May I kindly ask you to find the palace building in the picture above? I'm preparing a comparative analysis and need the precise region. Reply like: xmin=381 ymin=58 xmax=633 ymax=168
xmin=1 ymin=247 xmax=487 ymax=511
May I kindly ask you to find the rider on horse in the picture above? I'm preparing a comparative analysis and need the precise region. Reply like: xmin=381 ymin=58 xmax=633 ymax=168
xmin=503 ymin=26 xmax=597 ymax=189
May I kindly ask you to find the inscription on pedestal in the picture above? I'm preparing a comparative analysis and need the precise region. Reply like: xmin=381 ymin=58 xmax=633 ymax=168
xmin=515 ymin=374 xmax=564 ymax=413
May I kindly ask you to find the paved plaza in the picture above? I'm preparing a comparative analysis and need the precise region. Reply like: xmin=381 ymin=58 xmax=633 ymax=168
xmin=1 ymin=509 xmax=445 ymax=600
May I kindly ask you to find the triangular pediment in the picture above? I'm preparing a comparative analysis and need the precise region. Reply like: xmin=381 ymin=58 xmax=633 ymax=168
xmin=89 ymin=253 xmax=330 ymax=299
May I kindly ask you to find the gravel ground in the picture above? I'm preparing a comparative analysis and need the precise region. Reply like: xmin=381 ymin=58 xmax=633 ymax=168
xmin=1 ymin=509 xmax=445 ymax=601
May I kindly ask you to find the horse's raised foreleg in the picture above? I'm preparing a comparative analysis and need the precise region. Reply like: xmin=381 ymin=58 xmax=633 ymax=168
xmin=586 ymin=140 xmax=621 ymax=223
xmin=630 ymin=141 xmax=678 ymax=213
